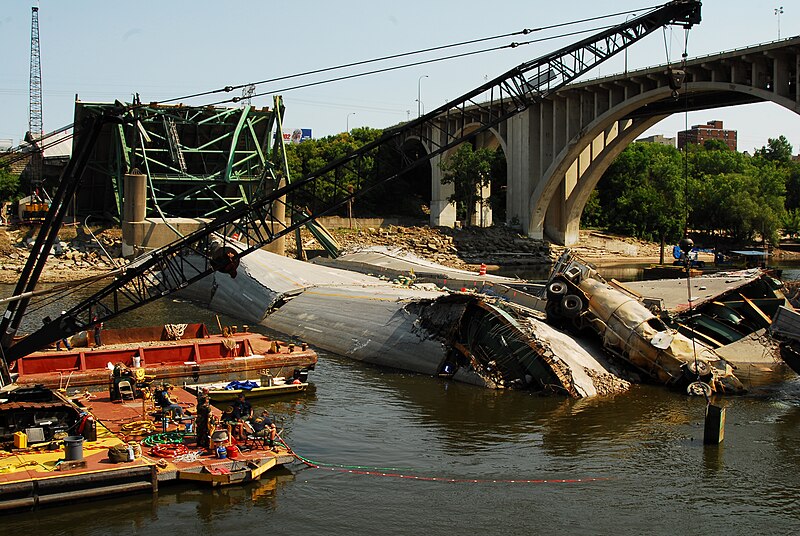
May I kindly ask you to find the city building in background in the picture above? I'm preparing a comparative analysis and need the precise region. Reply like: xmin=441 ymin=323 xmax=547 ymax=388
xmin=637 ymin=134 xmax=676 ymax=147
xmin=677 ymin=120 xmax=737 ymax=151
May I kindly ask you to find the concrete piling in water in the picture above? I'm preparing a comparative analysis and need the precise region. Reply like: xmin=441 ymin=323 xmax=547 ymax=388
xmin=703 ymin=404 xmax=726 ymax=445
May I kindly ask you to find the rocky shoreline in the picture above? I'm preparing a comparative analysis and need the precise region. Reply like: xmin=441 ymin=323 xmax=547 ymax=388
xmin=286 ymin=225 xmax=667 ymax=269
xmin=0 ymin=223 xmax=792 ymax=286
xmin=0 ymin=226 xmax=124 ymax=285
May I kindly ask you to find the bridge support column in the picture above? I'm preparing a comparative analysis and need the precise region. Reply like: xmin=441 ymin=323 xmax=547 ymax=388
xmin=547 ymin=217 xmax=580 ymax=246
xmin=506 ymin=111 xmax=538 ymax=236
xmin=469 ymin=181 xmax=492 ymax=227
xmin=430 ymin=153 xmax=456 ymax=227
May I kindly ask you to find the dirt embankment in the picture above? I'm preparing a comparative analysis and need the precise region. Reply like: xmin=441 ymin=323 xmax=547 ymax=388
xmin=0 ymin=226 xmax=124 ymax=284
xmin=0 ymin=223 xmax=704 ymax=285
xmin=286 ymin=226 xmax=668 ymax=268
xmin=285 ymin=225 xmax=554 ymax=270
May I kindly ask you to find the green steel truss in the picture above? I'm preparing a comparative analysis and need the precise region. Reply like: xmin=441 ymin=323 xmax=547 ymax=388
xmin=72 ymin=101 xmax=281 ymax=220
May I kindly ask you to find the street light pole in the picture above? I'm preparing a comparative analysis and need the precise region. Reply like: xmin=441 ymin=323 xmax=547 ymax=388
xmin=417 ymin=75 xmax=428 ymax=118
xmin=775 ymin=6 xmax=784 ymax=39
xmin=347 ymin=112 xmax=355 ymax=133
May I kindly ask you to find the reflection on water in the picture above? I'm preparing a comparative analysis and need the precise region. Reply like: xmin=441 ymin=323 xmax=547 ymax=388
xmin=496 ymin=259 xmax=800 ymax=283
xmin=494 ymin=260 xmax=648 ymax=282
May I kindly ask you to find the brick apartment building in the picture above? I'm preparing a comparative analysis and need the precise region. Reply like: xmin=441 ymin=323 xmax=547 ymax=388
xmin=677 ymin=120 xmax=737 ymax=151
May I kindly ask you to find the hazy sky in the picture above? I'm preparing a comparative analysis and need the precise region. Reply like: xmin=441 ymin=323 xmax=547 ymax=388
xmin=1 ymin=0 xmax=798 ymax=153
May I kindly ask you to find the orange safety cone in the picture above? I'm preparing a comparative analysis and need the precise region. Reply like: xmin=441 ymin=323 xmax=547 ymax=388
xmin=479 ymin=263 xmax=487 ymax=276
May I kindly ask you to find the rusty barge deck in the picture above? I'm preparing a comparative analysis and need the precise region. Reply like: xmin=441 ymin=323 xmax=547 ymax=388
xmin=12 ymin=324 xmax=317 ymax=389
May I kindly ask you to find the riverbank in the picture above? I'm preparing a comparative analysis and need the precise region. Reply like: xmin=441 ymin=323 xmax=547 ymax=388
xmin=1 ymin=223 xmax=794 ymax=285
xmin=0 ymin=225 xmax=124 ymax=284
xmin=285 ymin=226 xmax=665 ymax=269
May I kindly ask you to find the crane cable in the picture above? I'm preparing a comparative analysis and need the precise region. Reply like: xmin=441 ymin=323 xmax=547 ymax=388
xmin=203 ymin=23 xmax=628 ymax=108
xmin=158 ymin=6 xmax=650 ymax=106
xmin=0 ymin=4 xmax=658 ymax=167
xmin=674 ymin=25 xmax=710 ymax=400
xmin=0 ymin=6 xmax=656 ymax=167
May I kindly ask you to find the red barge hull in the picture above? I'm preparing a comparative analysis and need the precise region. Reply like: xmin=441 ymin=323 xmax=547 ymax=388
xmin=11 ymin=324 xmax=316 ymax=389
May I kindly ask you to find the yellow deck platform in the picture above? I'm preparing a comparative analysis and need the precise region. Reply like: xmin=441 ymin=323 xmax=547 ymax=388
xmin=0 ymin=387 xmax=294 ymax=511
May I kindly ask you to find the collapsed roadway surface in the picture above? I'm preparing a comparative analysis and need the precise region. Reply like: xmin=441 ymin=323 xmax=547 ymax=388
xmin=181 ymin=244 xmax=797 ymax=398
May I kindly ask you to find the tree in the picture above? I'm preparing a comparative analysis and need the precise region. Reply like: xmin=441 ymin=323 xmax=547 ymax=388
xmin=587 ymin=136 xmax=793 ymax=247
xmin=782 ymin=208 xmax=800 ymax=239
xmin=784 ymin=162 xmax=800 ymax=210
xmin=591 ymin=142 xmax=686 ymax=243
xmin=692 ymin=160 xmax=785 ymax=244
xmin=439 ymin=144 xmax=498 ymax=226
xmin=0 ymin=163 xmax=19 ymax=203
xmin=703 ymin=139 xmax=730 ymax=152
xmin=755 ymin=135 xmax=793 ymax=163
xmin=281 ymin=127 xmax=386 ymax=216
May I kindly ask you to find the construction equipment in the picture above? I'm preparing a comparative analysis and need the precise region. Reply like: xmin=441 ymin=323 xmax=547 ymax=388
xmin=0 ymin=1 xmax=702 ymax=384
xmin=27 ymin=5 xmax=44 ymax=188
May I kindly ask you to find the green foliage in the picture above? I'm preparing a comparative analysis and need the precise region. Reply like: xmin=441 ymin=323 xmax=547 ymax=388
xmin=783 ymin=208 xmax=800 ymax=239
xmin=0 ymin=163 xmax=19 ymax=202
xmin=588 ymin=140 xmax=789 ymax=246
xmin=592 ymin=142 xmax=686 ymax=243
xmin=281 ymin=127 xmax=387 ymax=215
xmin=785 ymin=162 xmax=800 ymax=210
xmin=703 ymin=139 xmax=730 ymax=152
xmin=439 ymin=144 xmax=500 ymax=226
xmin=691 ymin=156 xmax=785 ymax=244
xmin=581 ymin=189 xmax=603 ymax=228
xmin=755 ymin=135 xmax=793 ymax=163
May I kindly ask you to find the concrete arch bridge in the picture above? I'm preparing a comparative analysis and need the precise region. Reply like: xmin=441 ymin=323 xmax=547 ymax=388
xmin=419 ymin=36 xmax=800 ymax=246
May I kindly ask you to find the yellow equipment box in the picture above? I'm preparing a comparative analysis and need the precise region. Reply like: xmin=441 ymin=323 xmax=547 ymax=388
xmin=13 ymin=431 xmax=27 ymax=449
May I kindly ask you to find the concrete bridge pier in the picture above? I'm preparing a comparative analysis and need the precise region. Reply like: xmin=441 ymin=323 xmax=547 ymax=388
xmin=505 ymin=111 xmax=538 ymax=238
xmin=121 ymin=173 xmax=147 ymax=258
xmin=429 ymin=141 xmax=456 ymax=228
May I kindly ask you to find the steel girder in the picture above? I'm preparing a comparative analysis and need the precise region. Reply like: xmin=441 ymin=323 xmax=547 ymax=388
xmin=73 ymin=101 xmax=278 ymax=219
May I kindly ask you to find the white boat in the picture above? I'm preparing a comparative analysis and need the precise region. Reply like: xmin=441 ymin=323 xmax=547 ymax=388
xmin=186 ymin=376 xmax=309 ymax=402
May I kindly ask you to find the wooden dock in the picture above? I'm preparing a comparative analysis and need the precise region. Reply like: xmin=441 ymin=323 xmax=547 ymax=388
xmin=0 ymin=386 xmax=295 ymax=512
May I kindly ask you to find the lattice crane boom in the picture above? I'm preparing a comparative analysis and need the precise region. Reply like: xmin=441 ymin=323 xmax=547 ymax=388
xmin=27 ymin=5 xmax=44 ymax=188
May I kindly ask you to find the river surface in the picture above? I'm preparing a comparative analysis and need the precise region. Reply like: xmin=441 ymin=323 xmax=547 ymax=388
xmin=3 ymin=266 xmax=800 ymax=534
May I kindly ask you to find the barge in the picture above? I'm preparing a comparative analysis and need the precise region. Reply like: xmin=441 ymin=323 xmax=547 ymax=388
xmin=10 ymin=323 xmax=316 ymax=390
xmin=0 ymin=384 xmax=295 ymax=511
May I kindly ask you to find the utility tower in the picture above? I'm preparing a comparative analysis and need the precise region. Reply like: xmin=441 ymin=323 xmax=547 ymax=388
xmin=27 ymin=5 xmax=43 ymax=189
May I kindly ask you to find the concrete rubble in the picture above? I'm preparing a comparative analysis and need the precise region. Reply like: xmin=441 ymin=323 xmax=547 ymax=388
xmin=286 ymin=224 xmax=554 ymax=268
xmin=0 ymin=227 xmax=125 ymax=282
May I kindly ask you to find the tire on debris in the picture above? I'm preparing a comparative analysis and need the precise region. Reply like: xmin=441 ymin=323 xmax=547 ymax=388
xmin=684 ymin=359 xmax=713 ymax=381
xmin=547 ymin=279 xmax=568 ymax=299
xmin=686 ymin=381 xmax=712 ymax=397
xmin=561 ymin=294 xmax=584 ymax=318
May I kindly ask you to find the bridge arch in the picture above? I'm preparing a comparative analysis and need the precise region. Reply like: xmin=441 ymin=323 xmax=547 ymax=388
xmin=395 ymin=135 xmax=434 ymax=218
xmin=530 ymin=80 xmax=800 ymax=245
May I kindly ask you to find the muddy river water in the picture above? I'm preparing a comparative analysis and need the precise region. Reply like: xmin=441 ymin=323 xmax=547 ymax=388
xmin=3 ymin=265 xmax=800 ymax=534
